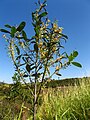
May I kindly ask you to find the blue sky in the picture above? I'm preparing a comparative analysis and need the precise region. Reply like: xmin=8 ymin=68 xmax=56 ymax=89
xmin=0 ymin=0 xmax=90 ymax=83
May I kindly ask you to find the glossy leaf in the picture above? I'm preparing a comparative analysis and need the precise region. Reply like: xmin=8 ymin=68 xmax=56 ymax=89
xmin=16 ymin=55 xmax=22 ymax=60
xmin=34 ymin=26 xmax=40 ymax=35
xmin=39 ymin=12 xmax=48 ymax=18
xmin=30 ymin=66 xmax=36 ymax=71
xmin=22 ymin=57 xmax=26 ymax=62
xmin=32 ymin=12 xmax=35 ymax=22
xmin=16 ymin=36 xmax=24 ymax=39
xmin=23 ymin=74 xmax=28 ymax=77
xmin=26 ymin=64 xmax=31 ymax=73
xmin=0 ymin=29 xmax=10 ymax=33
xmin=5 ymin=24 xmax=11 ymax=28
xmin=17 ymin=21 xmax=26 ymax=32
xmin=59 ymin=33 xmax=68 ymax=39
xmin=22 ymin=30 xmax=27 ymax=40
xmin=31 ymin=74 xmax=36 ymax=77
xmin=56 ymin=73 xmax=62 ymax=76
xmin=11 ymin=26 xmax=16 ymax=37
xmin=34 ymin=43 xmax=38 ymax=53
xmin=15 ymin=45 xmax=20 ymax=55
xmin=32 ymin=22 xmax=36 ymax=27
xmin=30 ymin=41 xmax=36 ymax=44
xmin=72 ymin=62 xmax=82 ymax=68
xmin=30 ymin=63 xmax=34 ymax=66
xmin=68 ymin=54 xmax=74 ymax=62
xmin=67 ymin=61 xmax=70 ymax=65
xmin=73 ymin=51 xmax=78 ymax=58
xmin=43 ymin=0 xmax=47 ymax=4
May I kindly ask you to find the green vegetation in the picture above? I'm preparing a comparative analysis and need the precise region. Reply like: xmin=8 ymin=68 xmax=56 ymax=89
xmin=37 ymin=78 xmax=90 ymax=120
xmin=0 ymin=0 xmax=82 ymax=119
xmin=46 ymin=77 xmax=90 ymax=88
xmin=0 ymin=77 xmax=90 ymax=120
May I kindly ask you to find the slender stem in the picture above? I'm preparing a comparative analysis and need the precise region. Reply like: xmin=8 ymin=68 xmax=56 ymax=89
xmin=33 ymin=50 xmax=38 ymax=120
xmin=36 ymin=56 xmax=49 ymax=104
xmin=13 ymin=59 xmax=34 ymax=96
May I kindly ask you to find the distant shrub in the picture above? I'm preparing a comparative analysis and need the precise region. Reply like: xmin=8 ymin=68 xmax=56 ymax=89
xmin=46 ymin=77 xmax=90 ymax=88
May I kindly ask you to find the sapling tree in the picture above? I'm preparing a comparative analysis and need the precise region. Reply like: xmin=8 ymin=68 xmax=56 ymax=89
xmin=0 ymin=0 xmax=82 ymax=119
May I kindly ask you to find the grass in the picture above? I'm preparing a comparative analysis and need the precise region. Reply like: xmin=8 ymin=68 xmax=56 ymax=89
xmin=36 ymin=79 xmax=90 ymax=120
xmin=0 ymin=77 xmax=90 ymax=119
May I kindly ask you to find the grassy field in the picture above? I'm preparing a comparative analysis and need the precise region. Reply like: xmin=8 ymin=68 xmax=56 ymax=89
xmin=0 ymin=77 xmax=90 ymax=120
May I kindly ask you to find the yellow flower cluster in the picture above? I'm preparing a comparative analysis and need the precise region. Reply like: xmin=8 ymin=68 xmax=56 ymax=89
xmin=38 ymin=21 xmax=50 ymax=59
xmin=51 ymin=23 xmax=63 ymax=53
xmin=37 ymin=21 xmax=63 ymax=60
xmin=55 ymin=66 xmax=59 ymax=71
xmin=9 ymin=40 xmax=15 ymax=60
xmin=19 ymin=41 xmax=25 ymax=48
xmin=39 ymin=20 xmax=50 ymax=39
xmin=39 ymin=43 xmax=48 ymax=59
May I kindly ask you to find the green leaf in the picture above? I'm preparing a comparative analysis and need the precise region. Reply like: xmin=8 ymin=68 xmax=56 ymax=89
xmin=65 ymin=53 xmax=68 ymax=58
xmin=22 ymin=30 xmax=27 ymax=40
xmin=68 ymin=54 xmax=74 ymax=62
xmin=11 ymin=26 xmax=16 ymax=37
xmin=73 ymin=51 xmax=78 ymax=58
xmin=5 ymin=24 xmax=11 ymax=28
xmin=67 ymin=61 xmax=70 ymax=65
xmin=43 ymin=0 xmax=47 ymax=4
xmin=15 ymin=45 xmax=20 ymax=55
xmin=39 ymin=12 xmax=48 ymax=18
xmin=31 ymin=74 xmax=36 ymax=77
xmin=30 ymin=66 xmax=36 ymax=71
xmin=59 ymin=33 xmax=68 ymax=39
xmin=34 ymin=43 xmax=38 ymax=53
xmin=34 ymin=26 xmax=40 ymax=35
xmin=17 ymin=21 xmax=26 ymax=32
xmin=23 ymin=74 xmax=28 ymax=77
xmin=30 ymin=41 xmax=36 ymax=44
xmin=0 ymin=29 xmax=10 ymax=33
xmin=30 ymin=63 xmax=34 ymax=66
xmin=16 ymin=36 xmax=24 ymax=39
xmin=16 ymin=55 xmax=22 ymax=60
xmin=32 ymin=12 xmax=35 ymax=21
xmin=32 ymin=22 xmax=36 ymax=27
xmin=26 ymin=64 xmax=31 ymax=73
xmin=56 ymin=73 xmax=62 ymax=76
xmin=72 ymin=62 xmax=82 ymax=68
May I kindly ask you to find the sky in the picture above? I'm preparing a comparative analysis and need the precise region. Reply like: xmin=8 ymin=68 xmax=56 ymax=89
xmin=0 ymin=0 xmax=90 ymax=83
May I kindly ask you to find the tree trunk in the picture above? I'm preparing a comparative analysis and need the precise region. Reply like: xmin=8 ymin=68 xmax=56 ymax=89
xmin=33 ymin=103 xmax=37 ymax=120
xmin=33 ymin=82 xmax=37 ymax=120
xmin=22 ymin=110 xmax=27 ymax=120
